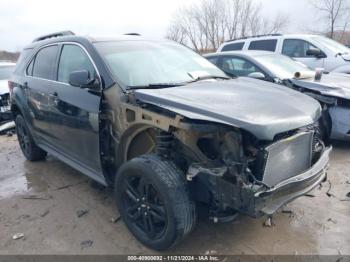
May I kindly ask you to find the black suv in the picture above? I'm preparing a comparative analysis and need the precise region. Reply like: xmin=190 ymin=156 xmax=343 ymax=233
xmin=10 ymin=31 xmax=331 ymax=250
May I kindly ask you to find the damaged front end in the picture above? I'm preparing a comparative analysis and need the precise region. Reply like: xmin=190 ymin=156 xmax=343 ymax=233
xmin=176 ymin=121 xmax=331 ymax=221
xmin=0 ymin=92 xmax=12 ymax=123
xmin=287 ymin=74 xmax=350 ymax=141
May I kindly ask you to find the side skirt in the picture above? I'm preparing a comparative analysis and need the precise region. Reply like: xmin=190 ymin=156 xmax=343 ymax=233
xmin=38 ymin=142 xmax=108 ymax=186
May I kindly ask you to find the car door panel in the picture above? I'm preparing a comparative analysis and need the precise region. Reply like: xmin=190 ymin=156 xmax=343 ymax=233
xmin=25 ymin=45 xmax=60 ymax=144
xmin=26 ymin=78 xmax=55 ymax=142
xmin=47 ymin=44 xmax=102 ymax=175
xmin=282 ymin=39 xmax=325 ymax=69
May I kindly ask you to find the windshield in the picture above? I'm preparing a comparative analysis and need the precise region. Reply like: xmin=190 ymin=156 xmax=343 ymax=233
xmin=311 ymin=36 xmax=350 ymax=54
xmin=95 ymin=41 xmax=226 ymax=88
xmin=0 ymin=65 xmax=15 ymax=80
xmin=255 ymin=54 xmax=314 ymax=79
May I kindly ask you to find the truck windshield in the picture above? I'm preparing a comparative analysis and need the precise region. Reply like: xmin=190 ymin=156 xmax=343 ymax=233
xmin=255 ymin=54 xmax=314 ymax=80
xmin=94 ymin=40 xmax=226 ymax=88
xmin=312 ymin=36 xmax=350 ymax=54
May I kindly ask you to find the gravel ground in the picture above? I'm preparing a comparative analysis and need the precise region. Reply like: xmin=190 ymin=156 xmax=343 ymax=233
xmin=0 ymin=135 xmax=349 ymax=255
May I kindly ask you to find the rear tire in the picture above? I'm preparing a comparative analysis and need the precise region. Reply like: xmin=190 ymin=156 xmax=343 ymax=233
xmin=115 ymin=154 xmax=196 ymax=250
xmin=15 ymin=114 xmax=47 ymax=161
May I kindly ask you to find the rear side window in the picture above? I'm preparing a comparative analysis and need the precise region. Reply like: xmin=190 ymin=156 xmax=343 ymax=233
xmin=248 ymin=40 xmax=277 ymax=52
xmin=58 ymin=44 xmax=95 ymax=84
xmin=221 ymin=42 xmax=244 ymax=51
xmin=32 ymin=45 xmax=59 ymax=80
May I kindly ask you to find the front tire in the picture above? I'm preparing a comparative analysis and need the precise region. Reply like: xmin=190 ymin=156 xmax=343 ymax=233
xmin=115 ymin=154 xmax=196 ymax=250
xmin=15 ymin=114 xmax=47 ymax=161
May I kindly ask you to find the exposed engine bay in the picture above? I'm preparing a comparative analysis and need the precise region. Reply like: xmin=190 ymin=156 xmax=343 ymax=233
xmin=101 ymin=84 xmax=331 ymax=224
xmin=166 ymin=121 xmax=326 ymax=220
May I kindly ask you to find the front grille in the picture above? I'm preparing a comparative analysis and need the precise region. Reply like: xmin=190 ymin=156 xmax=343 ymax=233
xmin=261 ymin=131 xmax=314 ymax=187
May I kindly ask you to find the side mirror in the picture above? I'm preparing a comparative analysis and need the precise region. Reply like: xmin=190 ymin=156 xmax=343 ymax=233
xmin=248 ymin=72 xmax=265 ymax=80
xmin=69 ymin=70 xmax=96 ymax=88
xmin=306 ymin=48 xmax=325 ymax=58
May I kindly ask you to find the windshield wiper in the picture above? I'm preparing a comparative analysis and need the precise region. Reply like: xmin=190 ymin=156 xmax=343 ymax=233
xmin=127 ymin=82 xmax=185 ymax=90
xmin=187 ymin=74 xmax=231 ymax=83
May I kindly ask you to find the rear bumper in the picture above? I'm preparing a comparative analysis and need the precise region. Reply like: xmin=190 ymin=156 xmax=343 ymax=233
xmin=254 ymin=146 xmax=331 ymax=215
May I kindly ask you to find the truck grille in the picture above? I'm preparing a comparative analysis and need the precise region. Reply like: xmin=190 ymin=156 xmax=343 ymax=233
xmin=262 ymin=131 xmax=314 ymax=187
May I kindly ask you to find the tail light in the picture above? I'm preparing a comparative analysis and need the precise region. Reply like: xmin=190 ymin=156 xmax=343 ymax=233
xmin=8 ymin=81 xmax=14 ymax=97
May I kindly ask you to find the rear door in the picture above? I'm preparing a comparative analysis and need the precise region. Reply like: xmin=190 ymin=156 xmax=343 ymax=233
xmin=48 ymin=43 xmax=102 ymax=174
xmin=25 ymin=44 xmax=59 ymax=143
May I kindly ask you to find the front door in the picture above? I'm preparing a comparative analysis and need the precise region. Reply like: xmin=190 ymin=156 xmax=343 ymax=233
xmin=49 ymin=44 xmax=102 ymax=174
xmin=281 ymin=39 xmax=325 ymax=69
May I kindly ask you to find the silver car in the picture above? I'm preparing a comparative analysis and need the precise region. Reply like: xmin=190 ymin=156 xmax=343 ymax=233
xmin=205 ymin=50 xmax=350 ymax=141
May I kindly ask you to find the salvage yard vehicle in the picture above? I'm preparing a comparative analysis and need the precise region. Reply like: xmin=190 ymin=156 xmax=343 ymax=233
xmin=0 ymin=61 xmax=15 ymax=122
xmin=217 ymin=34 xmax=350 ymax=74
xmin=10 ymin=31 xmax=331 ymax=250
xmin=205 ymin=50 xmax=350 ymax=141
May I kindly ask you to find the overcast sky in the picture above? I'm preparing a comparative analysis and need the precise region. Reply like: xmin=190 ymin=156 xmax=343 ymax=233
xmin=0 ymin=0 xmax=317 ymax=52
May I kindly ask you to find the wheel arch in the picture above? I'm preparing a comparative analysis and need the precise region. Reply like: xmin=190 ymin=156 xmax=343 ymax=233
xmin=11 ymin=102 xmax=23 ymax=118
xmin=115 ymin=123 xmax=160 ymax=167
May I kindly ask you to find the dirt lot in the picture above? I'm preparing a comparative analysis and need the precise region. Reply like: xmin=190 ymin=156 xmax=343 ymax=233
xmin=0 ymin=134 xmax=349 ymax=255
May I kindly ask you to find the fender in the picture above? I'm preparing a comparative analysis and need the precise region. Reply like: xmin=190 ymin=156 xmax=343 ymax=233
xmin=331 ymin=64 xmax=350 ymax=74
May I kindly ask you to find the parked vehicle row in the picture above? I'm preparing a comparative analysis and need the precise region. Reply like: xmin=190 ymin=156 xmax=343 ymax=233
xmin=218 ymin=34 xmax=350 ymax=74
xmin=10 ymin=31 xmax=334 ymax=250
xmin=205 ymin=50 xmax=350 ymax=141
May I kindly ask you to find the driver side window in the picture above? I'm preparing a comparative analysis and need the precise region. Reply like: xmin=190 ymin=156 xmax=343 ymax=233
xmin=58 ymin=44 xmax=95 ymax=84
xmin=221 ymin=56 xmax=262 ymax=77
xmin=282 ymin=39 xmax=318 ymax=58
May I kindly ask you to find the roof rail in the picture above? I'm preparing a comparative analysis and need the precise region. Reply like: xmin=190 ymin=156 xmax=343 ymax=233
xmin=225 ymin=33 xmax=282 ymax=43
xmin=32 ymin=31 xmax=75 ymax=43
xmin=124 ymin=33 xmax=141 ymax=36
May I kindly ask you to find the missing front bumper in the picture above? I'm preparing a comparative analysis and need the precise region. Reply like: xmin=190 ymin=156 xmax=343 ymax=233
xmin=250 ymin=146 xmax=331 ymax=216
xmin=256 ymin=146 xmax=331 ymax=215
xmin=190 ymin=146 xmax=331 ymax=218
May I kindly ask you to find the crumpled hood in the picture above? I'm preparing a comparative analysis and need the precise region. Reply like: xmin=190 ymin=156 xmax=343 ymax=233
xmin=0 ymin=80 xmax=9 ymax=95
xmin=134 ymin=78 xmax=321 ymax=140
xmin=290 ymin=72 xmax=350 ymax=99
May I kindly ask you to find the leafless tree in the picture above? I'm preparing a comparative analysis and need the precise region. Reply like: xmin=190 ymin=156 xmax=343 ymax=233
xmin=166 ymin=0 xmax=289 ymax=52
xmin=310 ymin=0 xmax=349 ymax=38
xmin=165 ymin=22 xmax=187 ymax=45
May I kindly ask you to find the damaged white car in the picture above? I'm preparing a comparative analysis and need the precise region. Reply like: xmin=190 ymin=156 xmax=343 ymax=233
xmin=0 ymin=61 xmax=15 ymax=122
xmin=205 ymin=51 xmax=350 ymax=141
